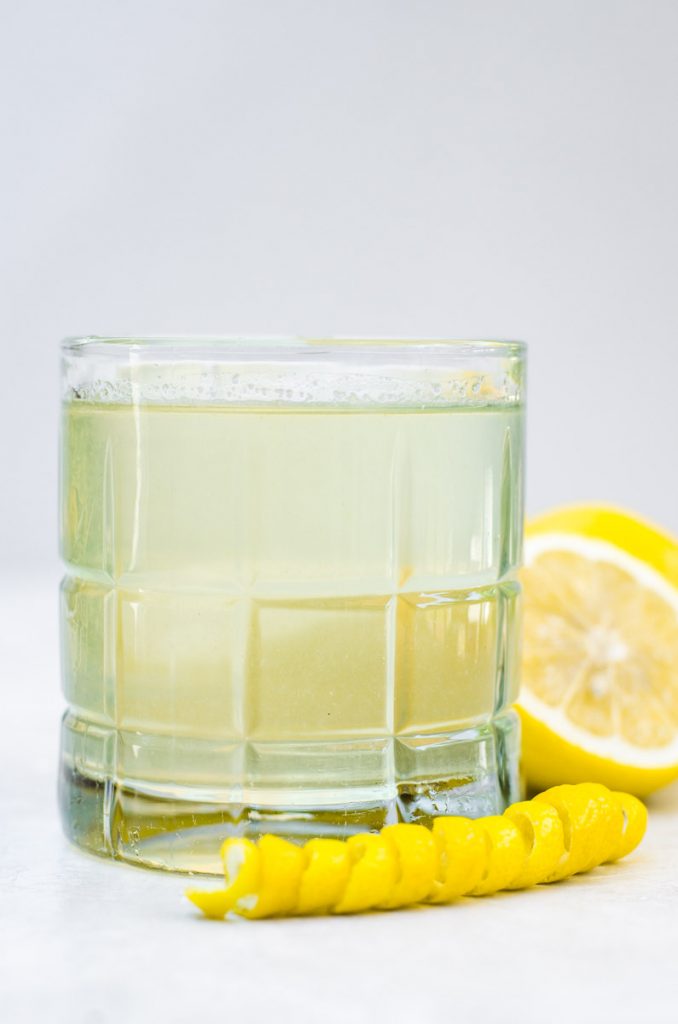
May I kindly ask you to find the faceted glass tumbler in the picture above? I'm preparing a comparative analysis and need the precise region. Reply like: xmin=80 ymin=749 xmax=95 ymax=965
xmin=59 ymin=337 xmax=526 ymax=873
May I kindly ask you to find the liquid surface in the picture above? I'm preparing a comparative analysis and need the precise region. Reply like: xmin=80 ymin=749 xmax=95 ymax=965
xmin=60 ymin=401 xmax=524 ymax=870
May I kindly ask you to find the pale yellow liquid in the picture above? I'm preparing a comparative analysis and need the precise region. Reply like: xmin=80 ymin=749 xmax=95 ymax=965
xmin=60 ymin=400 xmax=523 ymax=868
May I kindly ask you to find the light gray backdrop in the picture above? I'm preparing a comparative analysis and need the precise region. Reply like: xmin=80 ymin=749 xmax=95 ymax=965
xmin=2 ymin=0 xmax=677 ymax=574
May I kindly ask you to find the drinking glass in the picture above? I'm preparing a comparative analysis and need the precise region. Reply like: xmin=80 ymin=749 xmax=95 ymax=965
xmin=59 ymin=337 xmax=526 ymax=873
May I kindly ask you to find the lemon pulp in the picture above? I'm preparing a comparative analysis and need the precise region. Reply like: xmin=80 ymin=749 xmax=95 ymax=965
xmin=518 ymin=505 xmax=678 ymax=795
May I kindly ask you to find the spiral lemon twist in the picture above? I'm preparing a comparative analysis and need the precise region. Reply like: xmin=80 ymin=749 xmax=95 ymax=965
xmin=186 ymin=783 xmax=647 ymax=920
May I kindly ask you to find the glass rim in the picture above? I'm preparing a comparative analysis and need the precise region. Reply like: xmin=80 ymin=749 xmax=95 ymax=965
xmin=61 ymin=336 xmax=526 ymax=408
xmin=61 ymin=335 xmax=526 ymax=358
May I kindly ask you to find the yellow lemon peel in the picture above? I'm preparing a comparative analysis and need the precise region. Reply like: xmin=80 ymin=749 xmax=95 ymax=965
xmin=296 ymin=838 xmax=352 ymax=915
xmin=606 ymin=792 xmax=648 ymax=862
xmin=533 ymin=783 xmax=624 ymax=880
xmin=378 ymin=824 xmax=438 ymax=909
xmin=469 ymin=816 xmax=528 ymax=895
xmin=503 ymin=800 xmax=565 ymax=889
xmin=334 ymin=833 xmax=399 ymax=914
xmin=426 ymin=817 xmax=486 ymax=902
xmin=186 ymin=784 xmax=647 ymax=920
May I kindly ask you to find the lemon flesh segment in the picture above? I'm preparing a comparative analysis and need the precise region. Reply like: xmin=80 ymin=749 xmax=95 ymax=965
xmin=333 ymin=834 xmax=399 ymax=914
xmin=377 ymin=824 xmax=438 ymax=909
xmin=503 ymin=801 xmax=566 ymax=889
xmin=426 ymin=817 xmax=487 ymax=902
xmin=296 ymin=839 xmax=352 ymax=915
xmin=470 ymin=817 xmax=528 ymax=896
xmin=606 ymin=792 xmax=648 ymax=862
xmin=519 ymin=507 xmax=678 ymax=796
xmin=235 ymin=835 xmax=306 ymax=919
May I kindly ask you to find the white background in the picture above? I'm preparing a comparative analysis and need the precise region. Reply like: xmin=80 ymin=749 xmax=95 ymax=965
xmin=1 ymin=3 xmax=678 ymax=1022
xmin=1 ymin=0 xmax=678 ymax=575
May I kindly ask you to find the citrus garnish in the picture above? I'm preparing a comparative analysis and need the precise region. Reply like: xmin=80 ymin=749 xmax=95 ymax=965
xmin=193 ymin=835 xmax=306 ymax=919
xmin=469 ymin=816 xmax=528 ymax=895
xmin=378 ymin=824 xmax=438 ymax=908
xmin=334 ymin=833 xmax=398 ymax=914
xmin=533 ymin=783 xmax=623 ymax=878
xmin=519 ymin=505 xmax=678 ymax=795
xmin=503 ymin=800 xmax=565 ymax=888
xmin=607 ymin=791 xmax=649 ymax=862
xmin=296 ymin=838 xmax=352 ymax=914
xmin=185 ymin=837 xmax=260 ymax=918
xmin=185 ymin=784 xmax=647 ymax=920
xmin=426 ymin=817 xmax=486 ymax=902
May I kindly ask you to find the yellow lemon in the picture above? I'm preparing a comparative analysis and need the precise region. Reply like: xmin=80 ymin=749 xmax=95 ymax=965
xmin=518 ymin=505 xmax=678 ymax=796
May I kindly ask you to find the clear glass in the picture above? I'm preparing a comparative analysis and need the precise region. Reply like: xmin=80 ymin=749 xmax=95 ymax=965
xmin=59 ymin=336 xmax=526 ymax=874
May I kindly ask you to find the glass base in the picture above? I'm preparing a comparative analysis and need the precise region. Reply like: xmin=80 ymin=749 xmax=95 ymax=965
xmin=59 ymin=711 xmax=521 ymax=875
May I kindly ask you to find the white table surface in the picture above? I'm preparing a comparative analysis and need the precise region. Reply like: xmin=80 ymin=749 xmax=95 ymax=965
xmin=2 ymin=576 xmax=678 ymax=1024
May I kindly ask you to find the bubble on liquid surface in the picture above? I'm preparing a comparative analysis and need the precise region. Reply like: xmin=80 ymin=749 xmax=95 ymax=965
xmin=63 ymin=359 xmax=522 ymax=409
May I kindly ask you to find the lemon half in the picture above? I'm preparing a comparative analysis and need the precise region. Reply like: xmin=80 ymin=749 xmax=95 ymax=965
xmin=517 ymin=505 xmax=678 ymax=796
